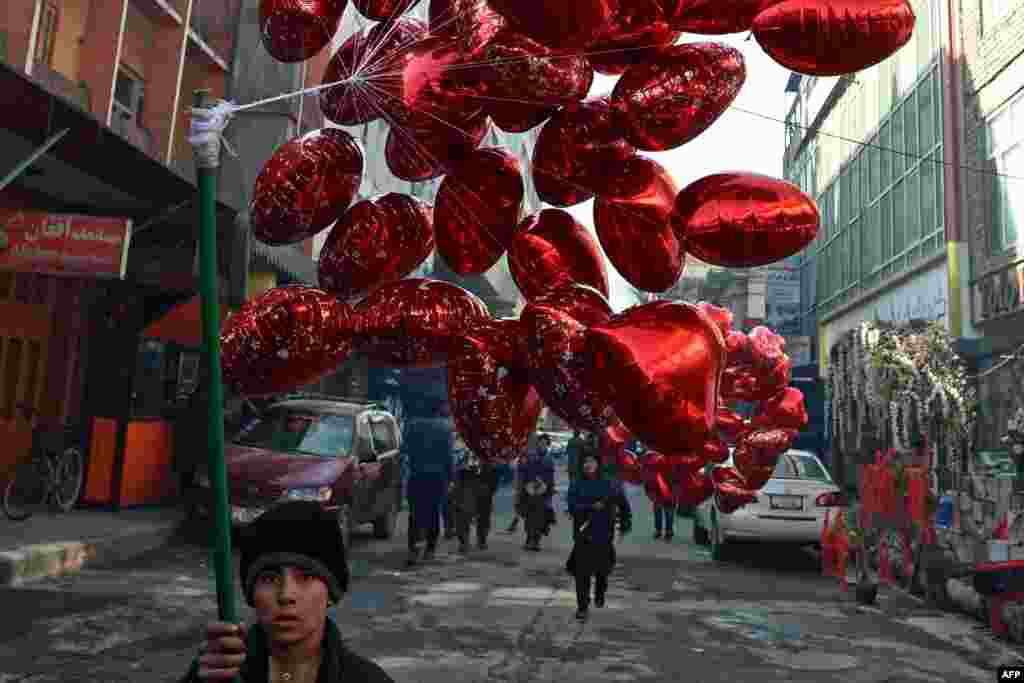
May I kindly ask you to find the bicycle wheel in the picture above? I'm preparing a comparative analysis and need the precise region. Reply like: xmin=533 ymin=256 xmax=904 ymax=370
xmin=52 ymin=446 xmax=84 ymax=513
xmin=3 ymin=460 xmax=48 ymax=521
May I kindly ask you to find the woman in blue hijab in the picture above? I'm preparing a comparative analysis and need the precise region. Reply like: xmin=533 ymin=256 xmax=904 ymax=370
xmin=566 ymin=452 xmax=632 ymax=620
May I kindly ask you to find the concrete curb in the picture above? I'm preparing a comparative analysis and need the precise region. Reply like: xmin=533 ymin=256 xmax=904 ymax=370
xmin=0 ymin=518 xmax=184 ymax=587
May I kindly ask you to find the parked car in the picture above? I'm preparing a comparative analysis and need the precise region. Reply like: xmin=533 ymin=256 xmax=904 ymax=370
xmin=538 ymin=431 xmax=571 ymax=460
xmin=693 ymin=449 xmax=844 ymax=561
xmin=192 ymin=396 xmax=402 ymax=551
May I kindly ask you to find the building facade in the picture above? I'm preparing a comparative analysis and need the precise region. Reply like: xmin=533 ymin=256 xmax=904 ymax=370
xmin=959 ymin=0 xmax=1024 ymax=449
xmin=783 ymin=0 xmax=954 ymax=372
xmin=0 ymin=0 xmax=321 ymax=507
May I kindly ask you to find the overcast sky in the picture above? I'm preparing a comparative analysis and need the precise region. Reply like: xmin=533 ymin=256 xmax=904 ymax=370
xmin=563 ymin=33 xmax=795 ymax=312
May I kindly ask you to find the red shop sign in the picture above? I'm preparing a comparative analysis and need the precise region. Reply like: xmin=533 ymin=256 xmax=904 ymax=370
xmin=0 ymin=210 xmax=132 ymax=279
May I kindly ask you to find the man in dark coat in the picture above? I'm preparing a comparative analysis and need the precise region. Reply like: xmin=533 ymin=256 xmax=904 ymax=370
xmin=403 ymin=402 xmax=455 ymax=566
xmin=517 ymin=434 xmax=556 ymax=551
xmin=566 ymin=453 xmax=632 ymax=620
xmin=183 ymin=501 xmax=394 ymax=682
xmin=451 ymin=449 xmax=500 ymax=553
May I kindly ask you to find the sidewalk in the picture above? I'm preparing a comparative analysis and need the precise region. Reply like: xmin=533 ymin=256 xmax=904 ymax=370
xmin=0 ymin=505 xmax=185 ymax=586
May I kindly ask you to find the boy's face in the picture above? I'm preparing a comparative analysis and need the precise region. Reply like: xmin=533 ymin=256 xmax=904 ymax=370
xmin=583 ymin=457 xmax=599 ymax=475
xmin=252 ymin=565 xmax=329 ymax=647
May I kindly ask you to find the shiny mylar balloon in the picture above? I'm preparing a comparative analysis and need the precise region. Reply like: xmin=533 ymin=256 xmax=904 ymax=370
xmin=483 ymin=30 xmax=594 ymax=110
xmin=320 ymin=18 xmax=427 ymax=126
xmin=317 ymin=193 xmax=434 ymax=299
xmin=611 ymin=42 xmax=745 ymax=152
xmin=673 ymin=173 xmax=820 ymax=268
xmin=522 ymin=284 xmax=618 ymax=431
xmin=448 ymin=318 xmax=544 ymax=464
xmin=716 ymin=481 xmax=759 ymax=513
xmin=753 ymin=387 xmax=808 ymax=432
xmin=586 ymin=0 xmax=680 ymax=75
xmin=508 ymin=208 xmax=609 ymax=301
xmin=618 ymin=450 xmax=644 ymax=484
xmin=353 ymin=278 xmax=490 ymax=367
xmin=385 ymin=110 xmax=490 ymax=182
xmin=434 ymin=147 xmax=525 ymax=275
xmin=490 ymin=104 xmax=559 ymax=134
xmin=753 ymin=0 xmax=915 ymax=77
xmin=702 ymin=437 xmax=731 ymax=465
xmin=733 ymin=428 xmax=795 ymax=488
xmin=251 ymin=129 xmax=363 ymax=246
xmin=258 ymin=0 xmax=346 ymax=63
xmin=587 ymin=301 xmax=726 ymax=454
xmin=488 ymin=0 xmax=620 ymax=50
xmin=677 ymin=468 xmax=714 ymax=507
xmin=353 ymin=0 xmax=422 ymax=22
xmin=374 ymin=35 xmax=486 ymax=130
xmin=697 ymin=301 xmax=733 ymax=338
xmin=532 ymin=97 xmax=635 ymax=207
xmin=429 ymin=0 xmax=507 ymax=59
xmin=221 ymin=286 xmax=354 ymax=396
xmin=716 ymin=405 xmax=752 ymax=444
xmin=666 ymin=0 xmax=783 ymax=34
xmin=594 ymin=156 xmax=684 ymax=293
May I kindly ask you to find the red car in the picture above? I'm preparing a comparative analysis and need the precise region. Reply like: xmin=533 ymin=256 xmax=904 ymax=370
xmin=193 ymin=397 xmax=402 ymax=550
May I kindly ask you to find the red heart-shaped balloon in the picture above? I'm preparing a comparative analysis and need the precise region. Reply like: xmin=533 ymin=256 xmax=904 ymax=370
xmin=385 ymin=110 xmax=490 ymax=182
xmin=489 ymin=0 xmax=620 ymax=50
xmin=753 ymin=387 xmax=808 ymax=431
xmin=258 ymin=0 xmax=346 ymax=63
xmin=611 ymin=42 xmax=745 ymax=152
xmin=715 ymin=405 xmax=752 ymax=444
xmin=448 ymin=318 xmax=544 ymax=464
xmin=317 ymin=193 xmax=434 ymax=300
xmin=532 ymin=97 xmax=635 ymax=207
xmin=490 ymin=102 xmax=559 ymax=133
xmin=716 ymin=481 xmax=759 ymax=513
xmin=371 ymin=35 xmax=486 ymax=130
xmin=482 ymin=30 xmax=594 ymax=109
xmin=667 ymin=0 xmax=784 ymax=34
xmin=673 ymin=172 xmax=820 ymax=268
xmin=587 ymin=301 xmax=726 ymax=453
xmin=697 ymin=301 xmax=733 ymax=337
xmin=352 ymin=0 xmax=422 ymax=21
xmin=753 ymin=0 xmax=915 ymax=77
xmin=319 ymin=18 xmax=427 ymax=126
xmin=251 ymin=129 xmax=364 ymax=246
xmin=353 ymin=278 xmax=490 ymax=368
xmin=585 ymin=0 xmax=680 ymax=75
xmin=522 ymin=284 xmax=618 ymax=431
xmin=594 ymin=156 xmax=684 ymax=293
xmin=433 ymin=147 xmax=525 ymax=275
xmin=221 ymin=286 xmax=354 ymax=396
xmin=702 ymin=436 xmax=731 ymax=464
xmin=677 ymin=468 xmax=714 ymax=507
xmin=429 ymin=0 xmax=507 ymax=59
xmin=618 ymin=450 xmax=644 ymax=484
xmin=508 ymin=208 xmax=609 ymax=301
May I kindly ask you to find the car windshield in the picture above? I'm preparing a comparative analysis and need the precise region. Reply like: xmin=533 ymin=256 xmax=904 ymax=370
xmin=772 ymin=453 xmax=831 ymax=481
xmin=234 ymin=408 xmax=355 ymax=458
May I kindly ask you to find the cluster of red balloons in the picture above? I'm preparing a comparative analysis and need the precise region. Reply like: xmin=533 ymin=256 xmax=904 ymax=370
xmin=226 ymin=0 xmax=914 ymax=481
xmin=614 ymin=305 xmax=808 ymax=512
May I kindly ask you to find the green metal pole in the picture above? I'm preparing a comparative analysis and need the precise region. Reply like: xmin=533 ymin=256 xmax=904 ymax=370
xmin=192 ymin=90 xmax=239 ymax=634
xmin=0 ymin=128 xmax=70 ymax=193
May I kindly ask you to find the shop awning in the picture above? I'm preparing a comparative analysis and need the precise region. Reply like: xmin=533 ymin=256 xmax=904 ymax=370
xmin=142 ymin=295 xmax=226 ymax=348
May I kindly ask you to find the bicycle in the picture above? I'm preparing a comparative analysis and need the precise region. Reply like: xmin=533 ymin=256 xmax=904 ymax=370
xmin=3 ymin=404 xmax=85 ymax=521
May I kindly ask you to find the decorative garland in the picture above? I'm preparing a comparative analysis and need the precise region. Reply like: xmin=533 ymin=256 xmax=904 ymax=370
xmin=828 ymin=321 xmax=977 ymax=471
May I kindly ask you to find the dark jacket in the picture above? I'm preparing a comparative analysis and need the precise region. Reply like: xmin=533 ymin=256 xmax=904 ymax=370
xmin=181 ymin=618 xmax=393 ymax=683
xmin=518 ymin=453 xmax=555 ymax=493
xmin=403 ymin=417 xmax=454 ymax=481
xmin=566 ymin=474 xmax=632 ymax=577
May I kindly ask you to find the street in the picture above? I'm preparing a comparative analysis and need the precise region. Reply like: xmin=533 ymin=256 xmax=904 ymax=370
xmin=1 ymin=469 xmax=1022 ymax=682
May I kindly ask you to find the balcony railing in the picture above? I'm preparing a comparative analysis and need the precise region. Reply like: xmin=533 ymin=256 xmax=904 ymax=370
xmin=111 ymin=112 xmax=157 ymax=158
xmin=30 ymin=62 xmax=91 ymax=113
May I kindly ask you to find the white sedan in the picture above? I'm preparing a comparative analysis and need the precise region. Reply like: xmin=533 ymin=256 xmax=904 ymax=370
xmin=693 ymin=449 xmax=844 ymax=560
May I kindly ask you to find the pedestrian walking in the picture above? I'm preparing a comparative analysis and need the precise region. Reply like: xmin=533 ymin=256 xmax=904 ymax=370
xmin=566 ymin=453 xmax=632 ymax=621
xmin=451 ymin=449 xmax=500 ymax=553
xmin=403 ymin=402 xmax=455 ymax=567
xmin=653 ymin=500 xmax=676 ymax=541
xmin=183 ymin=501 xmax=394 ymax=682
xmin=517 ymin=434 xmax=557 ymax=551
xmin=566 ymin=430 xmax=585 ymax=484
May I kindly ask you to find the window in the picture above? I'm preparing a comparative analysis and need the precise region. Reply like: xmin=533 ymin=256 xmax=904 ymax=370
xmin=983 ymin=0 xmax=1013 ymax=34
xmin=113 ymin=66 xmax=146 ymax=124
xmin=369 ymin=417 xmax=397 ymax=452
xmin=34 ymin=0 xmax=59 ymax=67
xmin=986 ymin=93 xmax=1024 ymax=251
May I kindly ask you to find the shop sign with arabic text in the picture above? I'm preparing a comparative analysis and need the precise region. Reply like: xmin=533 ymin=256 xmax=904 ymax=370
xmin=0 ymin=211 xmax=132 ymax=279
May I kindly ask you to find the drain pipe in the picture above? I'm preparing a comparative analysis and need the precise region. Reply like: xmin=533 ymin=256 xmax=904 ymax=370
xmin=943 ymin=0 xmax=967 ymax=339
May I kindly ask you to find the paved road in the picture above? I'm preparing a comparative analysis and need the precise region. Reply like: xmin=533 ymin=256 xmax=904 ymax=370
xmin=1 ymin=467 xmax=1023 ymax=682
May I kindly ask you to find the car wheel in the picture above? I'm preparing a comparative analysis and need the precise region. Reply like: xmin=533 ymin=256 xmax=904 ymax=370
xmin=337 ymin=503 xmax=354 ymax=551
xmin=693 ymin=515 xmax=710 ymax=546
xmin=710 ymin=510 xmax=729 ymax=561
xmin=374 ymin=503 xmax=397 ymax=539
